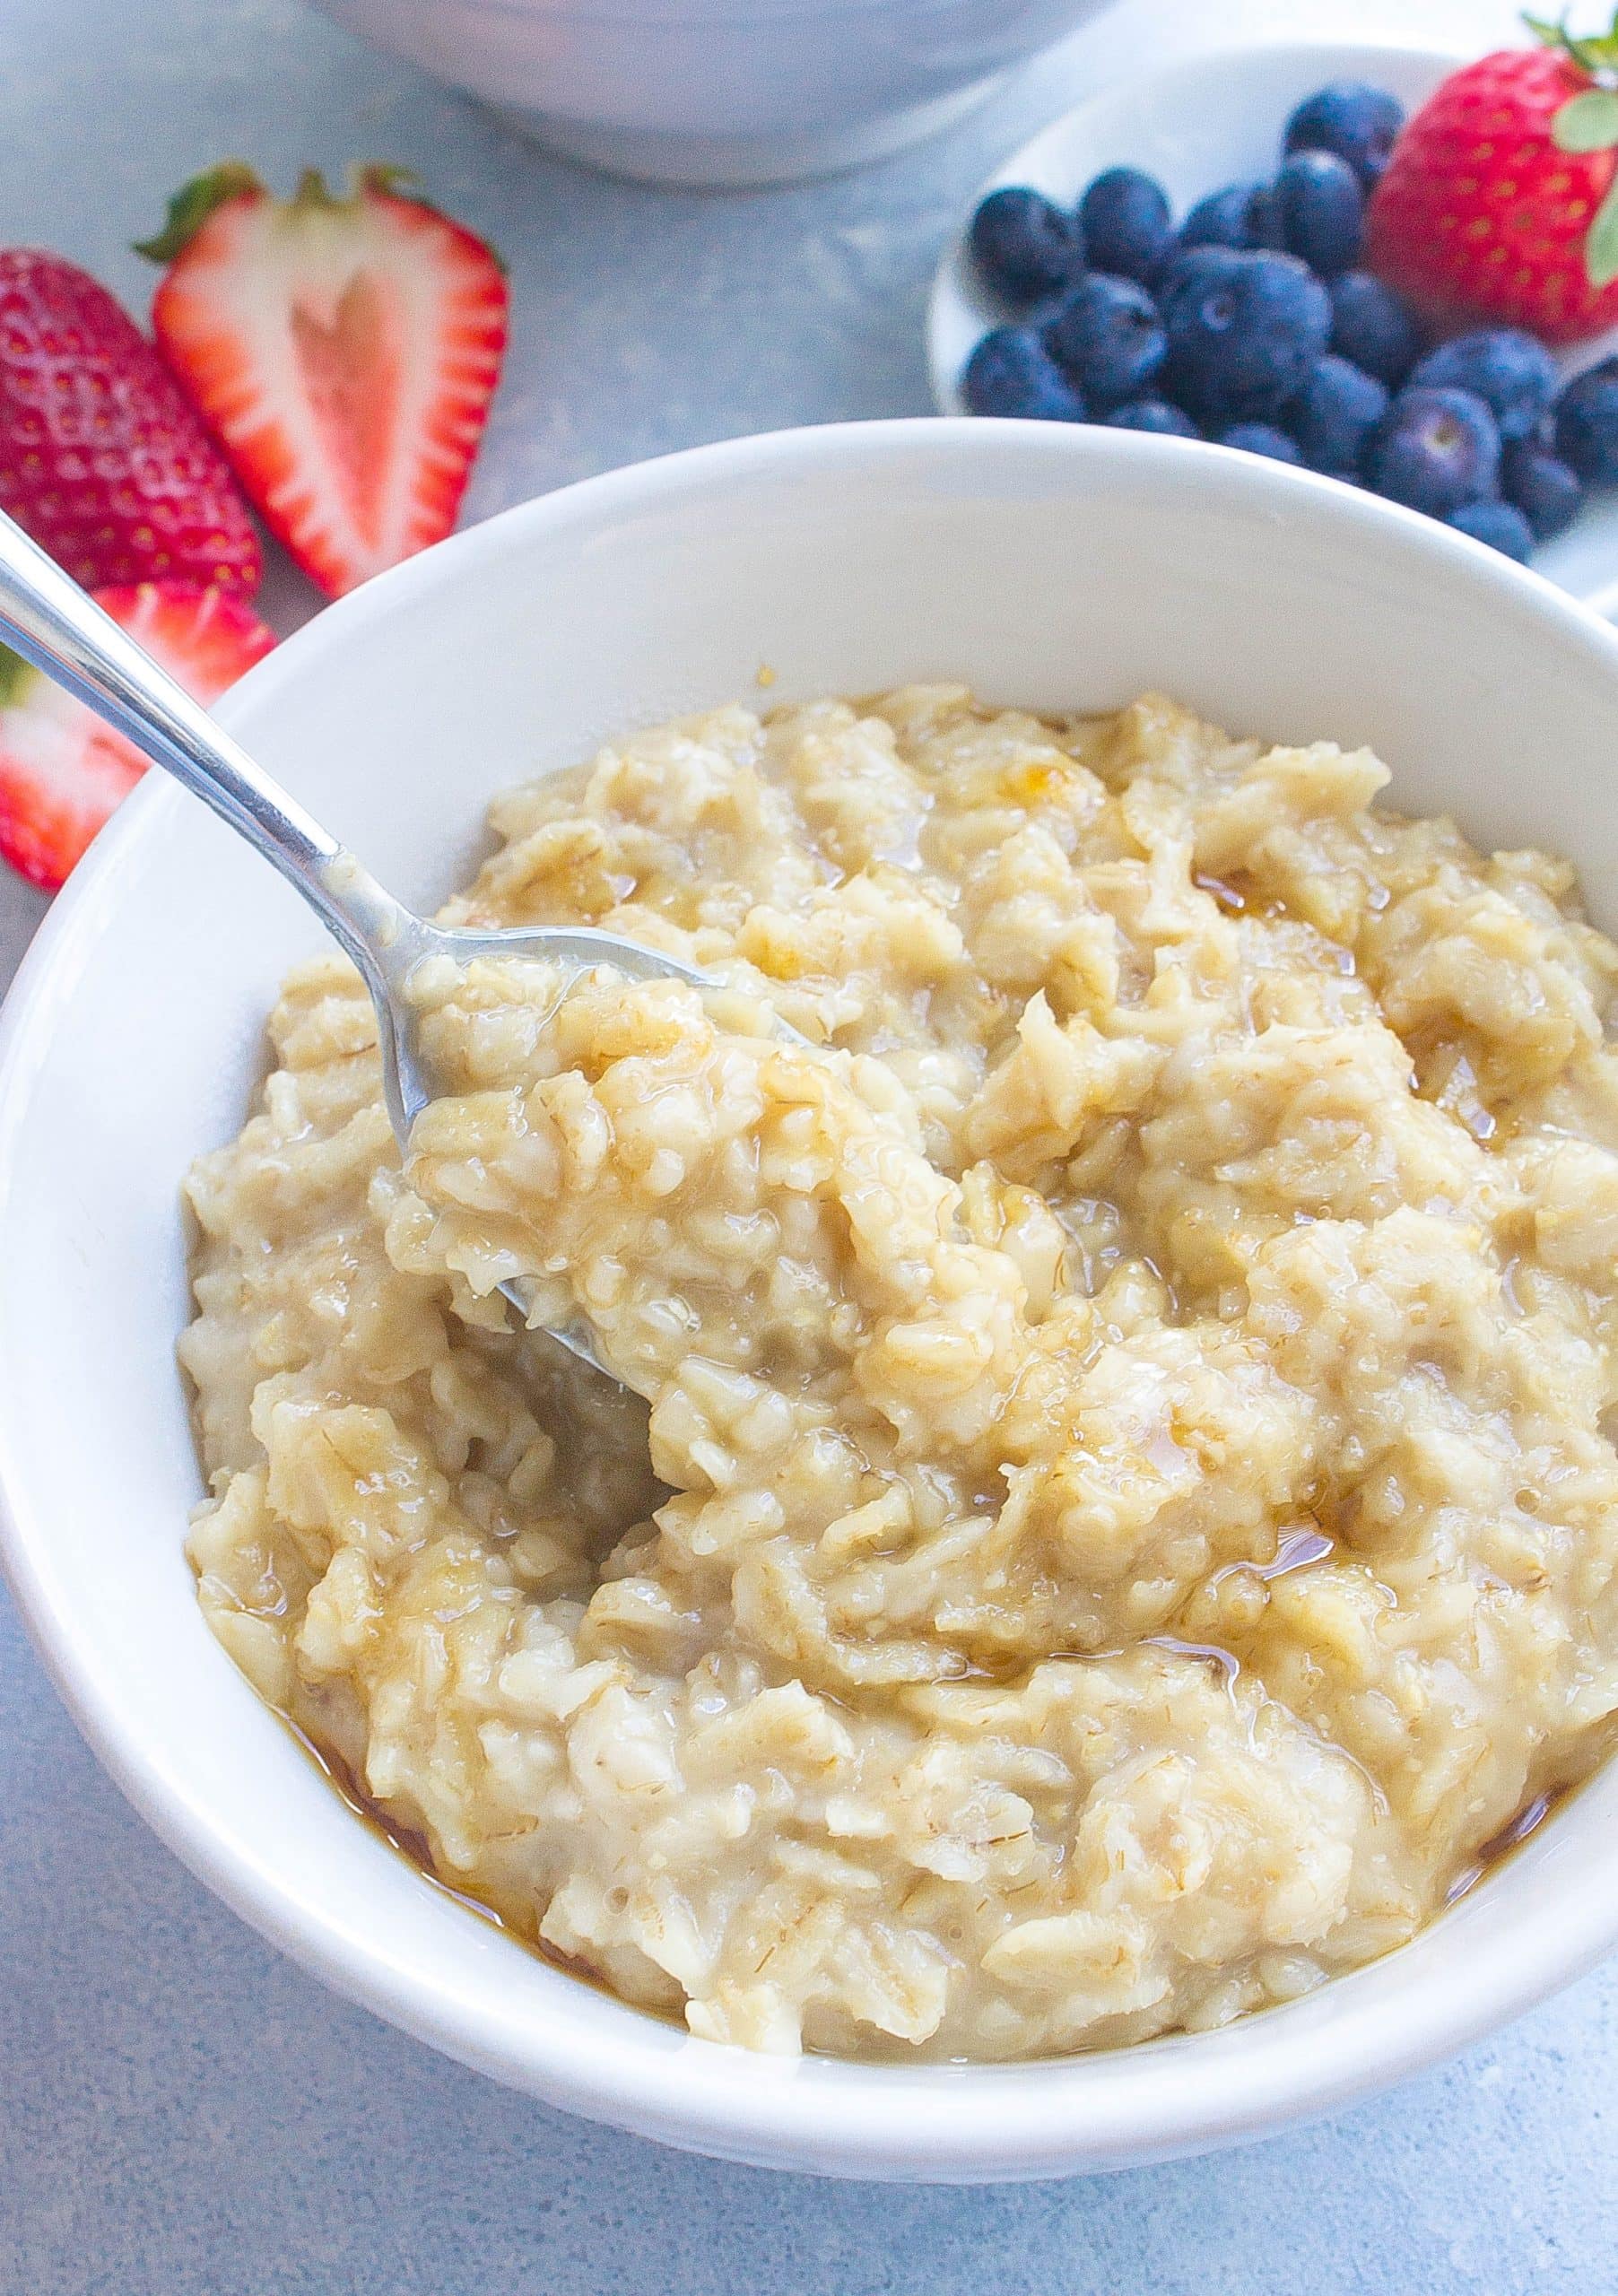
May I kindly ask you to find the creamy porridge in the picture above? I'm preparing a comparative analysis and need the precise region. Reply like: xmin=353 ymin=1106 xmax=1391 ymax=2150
xmin=181 ymin=686 xmax=1618 ymax=2061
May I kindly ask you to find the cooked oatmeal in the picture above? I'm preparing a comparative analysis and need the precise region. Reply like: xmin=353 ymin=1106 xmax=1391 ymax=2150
xmin=181 ymin=686 xmax=1618 ymax=2061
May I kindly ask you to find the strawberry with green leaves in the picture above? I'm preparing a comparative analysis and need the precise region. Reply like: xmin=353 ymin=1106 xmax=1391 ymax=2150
xmin=139 ymin=164 xmax=509 ymax=598
xmin=1367 ymin=12 xmax=1618 ymax=343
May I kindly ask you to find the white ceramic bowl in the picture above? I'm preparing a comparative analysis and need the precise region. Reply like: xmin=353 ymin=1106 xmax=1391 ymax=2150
xmin=304 ymin=0 xmax=1118 ymax=187
xmin=5 ymin=420 xmax=1618 ymax=2183
xmin=926 ymin=41 xmax=1618 ymax=620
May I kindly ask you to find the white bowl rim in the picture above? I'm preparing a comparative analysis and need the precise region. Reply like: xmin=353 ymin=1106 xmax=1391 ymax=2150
xmin=6 ymin=418 xmax=1618 ymax=2178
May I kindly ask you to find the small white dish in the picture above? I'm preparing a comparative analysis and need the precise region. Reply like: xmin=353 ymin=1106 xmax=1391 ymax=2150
xmin=7 ymin=420 xmax=1618 ymax=2180
xmin=926 ymin=41 xmax=1618 ymax=619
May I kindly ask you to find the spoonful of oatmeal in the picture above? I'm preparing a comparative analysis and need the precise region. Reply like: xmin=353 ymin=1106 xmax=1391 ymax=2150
xmin=0 ymin=506 xmax=757 ymax=1381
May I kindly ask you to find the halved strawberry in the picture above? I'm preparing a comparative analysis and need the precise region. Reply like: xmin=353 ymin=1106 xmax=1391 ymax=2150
xmin=138 ymin=164 xmax=509 ymax=598
xmin=0 ymin=580 xmax=275 ymax=890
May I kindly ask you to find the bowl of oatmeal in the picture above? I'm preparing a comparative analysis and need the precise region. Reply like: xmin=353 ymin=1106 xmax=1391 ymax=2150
xmin=5 ymin=419 xmax=1618 ymax=2178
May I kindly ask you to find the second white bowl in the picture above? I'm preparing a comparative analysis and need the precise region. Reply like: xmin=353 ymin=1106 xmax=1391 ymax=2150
xmin=306 ymin=0 xmax=1120 ymax=187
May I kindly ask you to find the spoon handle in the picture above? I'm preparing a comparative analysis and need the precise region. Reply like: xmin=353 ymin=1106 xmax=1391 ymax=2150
xmin=0 ymin=509 xmax=415 ymax=979
xmin=0 ymin=509 xmax=339 ymax=862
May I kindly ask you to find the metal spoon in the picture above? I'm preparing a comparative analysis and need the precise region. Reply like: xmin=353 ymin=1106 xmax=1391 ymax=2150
xmin=0 ymin=506 xmax=726 ymax=1383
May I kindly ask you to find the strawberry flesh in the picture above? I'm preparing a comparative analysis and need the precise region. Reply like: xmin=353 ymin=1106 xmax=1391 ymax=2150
xmin=0 ymin=250 xmax=263 ymax=594
xmin=0 ymin=579 xmax=274 ymax=891
xmin=291 ymin=272 xmax=401 ymax=551
xmin=146 ymin=168 xmax=508 ymax=598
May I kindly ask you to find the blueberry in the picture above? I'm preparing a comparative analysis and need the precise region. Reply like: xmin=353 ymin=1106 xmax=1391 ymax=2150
xmin=1283 ymin=81 xmax=1405 ymax=188
xmin=1448 ymin=500 xmax=1535 ymax=561
xmin=1161 ymin=247 xmax=1332 ymax=423
xmin=1289 ymin=353 xmax=1388 ymax=474
xmin=1106 ymin=397 xmax=1200 ymax=436
xmin=1079 ymin=167 xmax=1173 ymax=283
xmin=1364 ymin=387 xmax=1501 ymax=515
xmin=1179 ymin=181 xmax=1283 ymax=253
xmin=1251 ymin=186 xmax=1292 ymax=253
xmin=1245 ymin=185 xmax=1288 ymax=252
xmin=1044 ymin=274 xmax=1166 ymax=410
xmin=1219 ymin=422 xmax=1301 ymax=463
xmin=961 ymin=327 xmax=1088 ymax=422
xmin=969 ymin=187 xmax=1084 ymax=307
xmin=1555 ymin=359 xmax=1618 ymax=483
xmin=1274 ymin=150 xmax=1363 ymax=276
xmin=1328 ymin=270 xmax=1422 ymax=388
xmin=1409 ymin=330 xmax=1558 ymax=443
xmin=1502 ymin=438 xmax=1584 ymax=539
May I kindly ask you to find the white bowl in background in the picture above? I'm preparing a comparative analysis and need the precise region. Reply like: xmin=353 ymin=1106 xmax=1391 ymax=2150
xmin=927 ymin=41 xmax=1618 ymax=621
xmin=5 ymin=421 xmax=1618 ymax=2181
xmin=304 ymin=0 xmax=1120 ymax=187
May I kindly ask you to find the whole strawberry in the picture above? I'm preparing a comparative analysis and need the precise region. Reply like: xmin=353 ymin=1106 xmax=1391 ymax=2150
xmin=0 ymin=251 xmax=261 ymax=593
xmin=1367 ymin=14 xmax=1618 ymax=344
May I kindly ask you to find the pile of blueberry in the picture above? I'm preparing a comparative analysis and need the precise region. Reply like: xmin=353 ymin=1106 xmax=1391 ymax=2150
xmin=961 ymin=81 xmax=1618 ymax=562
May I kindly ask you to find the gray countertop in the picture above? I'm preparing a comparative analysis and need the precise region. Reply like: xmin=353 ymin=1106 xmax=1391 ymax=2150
xmin=2 ymin=1 xmax=1615 ymax=2288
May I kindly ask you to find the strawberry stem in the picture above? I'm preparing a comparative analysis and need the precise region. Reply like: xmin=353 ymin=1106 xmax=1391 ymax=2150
xmin=291 ymin=167 xmax=335 ymax=212
xmin=289 ymin=163 xmax=426 ymax=217
xmin=135 ymin=161 xmax=262 ymax=264
xmin=357 ymin=163 xmax=424 ymax=201
xmin=1527 ymin=7 xmax=1618 ymax=77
